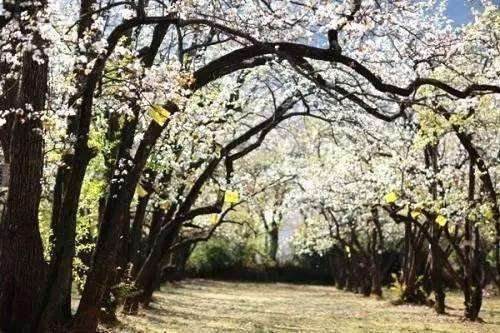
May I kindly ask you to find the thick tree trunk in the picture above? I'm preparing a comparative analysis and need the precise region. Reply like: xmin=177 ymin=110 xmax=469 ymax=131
xmin=39 ymin=2 xmax=99 ymax=328
xmin=400 ymin=226 xmax=427 ymax=304
xmin=72 ymin=196 xmax=131 ymax=331
xmin=99 ymin=210 xmax=132 ymax=324
xmin=0 ymin=61 xmax=16 ymax=163
xmin=0 ymin=11 xmax=48 ymax=331
xmin=74 ymin=113 xmax=172 ymax=331
xmin=146 ymin=208 xmax=165 ymax=254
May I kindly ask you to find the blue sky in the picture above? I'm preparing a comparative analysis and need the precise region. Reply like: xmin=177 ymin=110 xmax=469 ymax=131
xmin=446 ymin=0 xmax=499 ymax=24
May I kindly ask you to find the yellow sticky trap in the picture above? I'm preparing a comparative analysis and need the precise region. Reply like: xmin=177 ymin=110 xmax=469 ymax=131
xmin=468 ymin=212 xmax=477 ymax=222
xmin=211 ymin=214 xmax=219 ymax=224
xmin=435 ymin=215 xmax=447 ymax=227
xmin=136 ymin=184 xmax=148 ymax=197
xmin=410 ymin=210 xmax=421 ymax=219
xmin=484 ymin=207 xmax=494 ymax=221
xmin=149 ymin=104 xmax=170 ymax=126
xmin=384 ymin=191 xmax=398 ymax=204
xmin=224 ymin=190 xmax=239 ymax=204
xmin=160 ymin=201 xmax=170 ymax=210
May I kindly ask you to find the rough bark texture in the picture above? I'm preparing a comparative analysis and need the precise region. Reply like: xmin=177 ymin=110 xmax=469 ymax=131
xmin=39 ymin=1 xmax=99 ymax=329
xmin=0 ymin=11 xmax=48 ymax=331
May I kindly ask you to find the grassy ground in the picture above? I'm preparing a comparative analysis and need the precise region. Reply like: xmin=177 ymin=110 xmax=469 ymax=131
xmin=111 ymin=279 xmax=500 ymax=333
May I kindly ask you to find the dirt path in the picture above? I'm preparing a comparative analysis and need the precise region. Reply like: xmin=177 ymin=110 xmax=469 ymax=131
xmin=112 ymin=279 xmax=500 ymax=332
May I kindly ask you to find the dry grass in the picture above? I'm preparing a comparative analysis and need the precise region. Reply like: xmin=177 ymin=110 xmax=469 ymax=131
xmin=111 ymin=279 xmax=500 ymax=333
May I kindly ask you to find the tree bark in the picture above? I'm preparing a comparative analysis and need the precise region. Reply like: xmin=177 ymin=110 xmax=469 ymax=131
xmin=129 ymin=192 xmax=151 ymax=278
xmin=0 ymin=7 xmax=48 ymax=330
xmin=424 ymin=144 xmax=446 ymax=314
xmin=370 ymin=207 xmax=383 ymax=298
xmin=268 ymin=222 xmax=279 ymax=262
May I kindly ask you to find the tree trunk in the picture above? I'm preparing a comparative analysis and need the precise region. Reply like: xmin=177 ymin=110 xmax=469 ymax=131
xmin=424 ymin=144 xmax=446 ymax=314
xmin=335 ymin=251 xmax=347 ymax=289
xmin=0 ymin=8 xmax=48 ymax=330
xmin=430 ymin=235 xmax=445 ymax=314
xmin=130 ymin=193 xmax=151 ymax=278
xmin=268 ymin=222 xmax=279 ymax=262
xmin=0 ymin=60 xmax=17 ymax=163
xmin=345 ymin=256 xmax=356 ymax=292
xmin=401 ymin=225 xmax=427 ymax=304
xmin=445 ymin=112 xmax=500 ymax=292
xmin=370 ymin=207 xmax=382 ymax=298
xmin=123 ymin=213 xmax=181 ymax=314
xmin=140 ymin=222 xmax=182 ymax=306
xmin=39 ymin=2 xmax=99 ymax=328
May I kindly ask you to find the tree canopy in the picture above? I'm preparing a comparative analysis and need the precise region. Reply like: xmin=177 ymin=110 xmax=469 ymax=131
xmin=0 ymin=0 xmax=498 ymax=331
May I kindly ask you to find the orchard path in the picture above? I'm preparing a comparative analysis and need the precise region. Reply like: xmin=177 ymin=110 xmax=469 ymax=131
xmin=110 ymin=279 xmax=500 ymax=333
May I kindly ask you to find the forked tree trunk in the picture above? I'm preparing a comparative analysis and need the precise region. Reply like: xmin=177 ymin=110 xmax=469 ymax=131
xmin=443 ymin=109 xmax=500 ymax=292
xmin=400 ymin=225 xmax=427 ymax=304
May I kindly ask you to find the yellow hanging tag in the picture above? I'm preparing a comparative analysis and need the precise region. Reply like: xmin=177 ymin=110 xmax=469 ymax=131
xmin=384 ymin=191 xmax=398 ymax=204
xmin=435 ymin=215 xmax=447 ymax=227
xmin=149 ymin=104 xmax=170 ymax=126
xmin=136 ymin=184 xmax=148 ymax=197
xmin=224 ymin=190 xmax=239 ymax=204
xmin=211 ymin=214 xmax=219 ymax=224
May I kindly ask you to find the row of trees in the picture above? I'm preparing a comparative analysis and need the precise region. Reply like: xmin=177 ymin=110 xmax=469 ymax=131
xmin=0 ymin=0 xmax=498 ymax=331
xmin=290 ymin=8 xmax=500 ymax=316
xmin=290 ymin=104 xmax=498 ymax=320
